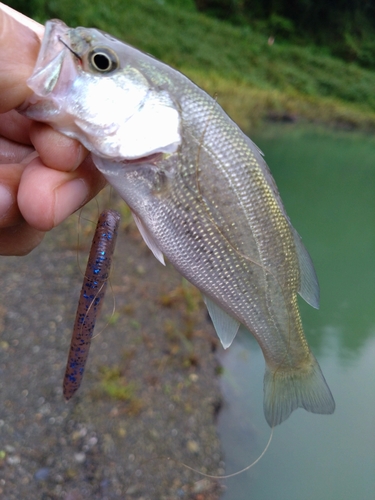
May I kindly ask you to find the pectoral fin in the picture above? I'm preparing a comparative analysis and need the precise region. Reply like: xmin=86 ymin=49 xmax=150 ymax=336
xmin=292 ymin=228 xmax=320 ymax=309
xmin=204 ymin=296 xmax=240 ymax=349
xmin=131 ymin=211 xmax=165 ymax=265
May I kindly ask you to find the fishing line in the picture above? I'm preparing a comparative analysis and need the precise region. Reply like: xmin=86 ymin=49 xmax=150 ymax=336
xmin=90 ymin=279 xmax=117 ymax=341
xmin=124 ymin=426 xmax=274 ymax=495
xmin=75 ymin=198 xmax=100 ymax=279
xmin=169 ymin=426 xmax=273 ymax=479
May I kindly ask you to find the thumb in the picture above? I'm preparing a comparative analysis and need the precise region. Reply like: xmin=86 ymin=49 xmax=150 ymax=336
xmin=0 ymin=4 xmax=44 ymax=113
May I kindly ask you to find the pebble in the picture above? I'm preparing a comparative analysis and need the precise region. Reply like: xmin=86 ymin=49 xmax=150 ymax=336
xmin=193 ymin=479 xmax=212 ymax=493
xmin=74 ymin=452 xmax=86 ymax=463
xmin=187 ymin=440 xmax=200 ymax=453
xmin=34 ymin=468 xmax=51 ymax=481
xmin=6 ymin=455 xmax=21 ymax=465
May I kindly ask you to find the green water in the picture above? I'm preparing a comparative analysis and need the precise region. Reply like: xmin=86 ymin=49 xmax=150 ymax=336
xmin=217 ymin=125 xmax=375 ymax=500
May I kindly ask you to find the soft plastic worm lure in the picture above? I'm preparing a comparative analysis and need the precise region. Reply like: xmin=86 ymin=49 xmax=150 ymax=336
xmin=63 ymin=209 xmax=121 ymax=400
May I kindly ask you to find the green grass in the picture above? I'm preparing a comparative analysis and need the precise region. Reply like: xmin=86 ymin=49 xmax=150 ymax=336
xmin=25 ymin=0 xmax=375 ymax=129
xmin=97 ymin=365 xmax=137 ymax=401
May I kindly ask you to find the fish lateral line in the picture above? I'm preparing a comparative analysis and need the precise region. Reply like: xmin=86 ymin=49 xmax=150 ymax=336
xmin=189 ymin=117 xmax=292 ymax=321
xmin=63 ymin=209 xmax=120 ymax=401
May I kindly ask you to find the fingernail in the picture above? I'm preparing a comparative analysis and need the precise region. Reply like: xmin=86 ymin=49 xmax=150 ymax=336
xmin=0 ymin=184 xmax=14 ymax=221
xmin=54 ymin=178 xmax=89 ymax=225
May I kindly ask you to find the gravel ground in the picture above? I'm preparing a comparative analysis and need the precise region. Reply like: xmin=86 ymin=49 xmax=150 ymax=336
xmin=0 ymin=193 xmax=225 ymax=499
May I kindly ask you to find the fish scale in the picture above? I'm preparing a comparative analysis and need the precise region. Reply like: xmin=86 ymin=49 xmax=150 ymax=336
xmin=20 ymin=19 xmax=335 ymax=426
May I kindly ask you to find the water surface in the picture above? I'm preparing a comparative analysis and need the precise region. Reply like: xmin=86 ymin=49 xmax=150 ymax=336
xmin=217 ymin=125 xmax=375 ymax=500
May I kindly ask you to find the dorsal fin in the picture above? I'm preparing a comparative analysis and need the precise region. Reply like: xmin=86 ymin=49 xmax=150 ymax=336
xmin=292 ymin=228 xmax=320 ymax=309
xmin=204 ymin=296 xmax=240 ymax=349
xmin=131 ymin=211 xmax=165 ymax=265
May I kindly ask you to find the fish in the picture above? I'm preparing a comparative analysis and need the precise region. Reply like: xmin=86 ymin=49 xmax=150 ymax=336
xmin=63 ymin=209 xmax=120 ymax=400
xmin=20 ymin=19 xmax=335 ymax=426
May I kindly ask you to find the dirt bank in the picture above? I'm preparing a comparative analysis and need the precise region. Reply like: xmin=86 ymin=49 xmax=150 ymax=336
xmin=0 ymin=192 xmax=224 ymax=499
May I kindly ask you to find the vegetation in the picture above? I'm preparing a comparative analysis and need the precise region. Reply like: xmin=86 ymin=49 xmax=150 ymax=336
xmin=195 ymin=0 xmax=375 ymax=69
xmin=96 ymin=365 xmax=141 ymax=412
xmin=8 ymin=0 xmax=375 ymax=130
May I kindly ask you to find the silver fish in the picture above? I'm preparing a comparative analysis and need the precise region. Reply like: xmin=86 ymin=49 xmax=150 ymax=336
xmin=20 ymin=20 xmax=335 ymax=426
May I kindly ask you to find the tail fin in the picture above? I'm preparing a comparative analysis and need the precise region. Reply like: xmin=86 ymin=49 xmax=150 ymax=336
xmin=263 ymin=354 xmax=335 ymax=427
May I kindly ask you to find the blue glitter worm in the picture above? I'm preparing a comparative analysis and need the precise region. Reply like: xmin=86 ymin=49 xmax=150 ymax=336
xmin=63 ymin=209 xmax=121 ymax=400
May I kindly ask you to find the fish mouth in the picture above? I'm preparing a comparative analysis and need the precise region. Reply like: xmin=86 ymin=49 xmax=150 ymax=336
xmin=32 ymin=20 xmax=70 ymax=73
xmin=19 ymin=19 xmax=81 ymax=105
xmin=121 ymin=152 xmax=165 ymax=165
xmin=25 ymin=20 xmax=75 ymax=97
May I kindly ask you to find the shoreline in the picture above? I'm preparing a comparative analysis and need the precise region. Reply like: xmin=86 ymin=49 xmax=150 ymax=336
xmin=183 ymin=68 xmax=375 ymax=134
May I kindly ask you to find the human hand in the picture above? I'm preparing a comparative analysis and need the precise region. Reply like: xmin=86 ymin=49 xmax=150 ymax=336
xmin=0 ymin=4 xmax=106 ymax=255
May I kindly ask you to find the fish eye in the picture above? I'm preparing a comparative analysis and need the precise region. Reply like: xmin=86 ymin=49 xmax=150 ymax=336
xmin=89 ymin=48 xmax=119 ymax=73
